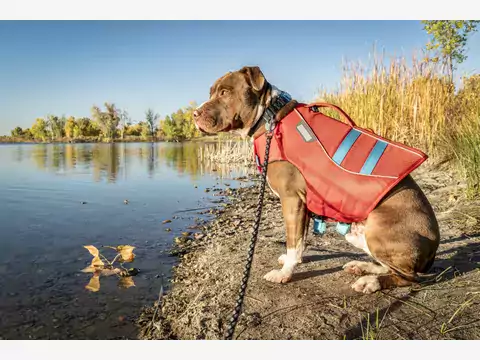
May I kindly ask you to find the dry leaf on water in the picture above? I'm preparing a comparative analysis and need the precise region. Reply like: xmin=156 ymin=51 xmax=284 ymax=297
xmin=81 ymin=265 xmax=98 ymax=273
xmin=84 ymin=245 xmax=99 ymax=257
xmin=116 ymin=245 xmax=135 ymax=263
xmin=118 ymin=276 xmax=135 ymax=289
xmin=85 ymin=274 xmax=100 ymax=292
xmin=91 ymin=256 xmax=105 ymax=267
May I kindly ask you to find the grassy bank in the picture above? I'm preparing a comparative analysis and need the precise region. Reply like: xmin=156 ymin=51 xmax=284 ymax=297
xmin=318 ymin=53 xmax=480 ymax=198
xmin=0 ymin=133 xmax=245 ymax=145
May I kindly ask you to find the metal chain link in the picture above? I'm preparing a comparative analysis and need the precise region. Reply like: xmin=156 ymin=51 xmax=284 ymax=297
xmin=224 ymin=123 xmax=275 ymax=340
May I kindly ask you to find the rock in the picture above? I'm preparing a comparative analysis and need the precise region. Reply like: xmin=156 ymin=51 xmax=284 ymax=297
xmin=165 ymin=228 xmax=172 ymax=232
xmin=81 ymin=201 xmax=87 ymax=205
xmin=194 ymin=233 xmax=205 ymax=240
xmin=124 ymin=200 xmax=129 ymax=204
xmin=233 ymin=220 xmax=242 ymax=227
xmin=162 ymin=219 xmax=172 ymax=224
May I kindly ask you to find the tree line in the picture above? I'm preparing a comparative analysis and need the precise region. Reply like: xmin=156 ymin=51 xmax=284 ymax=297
xmin=7 ymin=102 xmax=201 ymax=143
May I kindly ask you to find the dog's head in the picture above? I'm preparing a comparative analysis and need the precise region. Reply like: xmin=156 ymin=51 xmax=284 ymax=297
xmin=193 ymin=66 xmax=268 ymax=136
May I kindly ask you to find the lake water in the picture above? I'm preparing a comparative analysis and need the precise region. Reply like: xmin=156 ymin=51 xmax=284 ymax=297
xmin=0 ymin=142 xmax=252 ymax=339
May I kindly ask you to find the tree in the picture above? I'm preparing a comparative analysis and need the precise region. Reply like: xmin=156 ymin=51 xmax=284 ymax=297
xmin=22 ymin=128 xmax=33 ymax=140
xmin=31 ymin=118 xmax=48 ymax=141
xmin=75 ymin=117 xmax=98 ymax=138
xmin=46 ymin=115 xmax=66 ymax=140
xmin=11 ymin=126 xmax=23 ymax=137
xmin=91 ymin=102 xmax=120 ymax=141
xmin=145 ymin=108 xmax=159 ymax=140
xmin=118 ymin=109 xmax=131 ymax=140
xmin=422 ymin=20 xmax=479 ymax=81
xmin=64 ymin=116 xmax=77 ymax=139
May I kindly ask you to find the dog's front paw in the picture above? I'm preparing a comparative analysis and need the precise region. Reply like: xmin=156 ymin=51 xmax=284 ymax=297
xmin=351 ymin=275 xmax=381 ymax=294
xmin=343 ymin=260 xmax=365 ymax=275
xmin=263 ymin=269 xmax=292 ymax=284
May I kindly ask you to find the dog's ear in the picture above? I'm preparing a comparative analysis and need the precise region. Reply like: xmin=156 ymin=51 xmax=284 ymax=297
xmin=240 ymin=66 xmax=266 ymax=92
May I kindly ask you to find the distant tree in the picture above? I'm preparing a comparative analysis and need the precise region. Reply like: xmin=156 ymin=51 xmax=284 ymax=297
xmin=145 ymin=108 xmax=159 ymax=140
xmin=158 ymin=103 xmax=200 ymax=142
xmin=22 ymin=128 xmax=33 ymax=140
xmin=46 ymin=115 xmax=66 ymax=140
xmin=64 ymin=117 xmax=77 ymax=139
xmin=91 ymin=102 xmax=120 ymax=141
xmin=118 ymin=109 xmax=131 ymax=140
xmin=75 ymin=117 xmax=98 ymax=138
xmin=11 ymin=126 xmax=23 ymax=137
xmin=125 ymin=122 xmax=143 ymax=137
xmin=422 ymin=20 xmax=480 ymax=81
xmin=31 ymin=118 xmax=48 ymax=141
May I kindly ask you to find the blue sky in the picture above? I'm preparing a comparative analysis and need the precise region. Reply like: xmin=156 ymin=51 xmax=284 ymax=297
xmin=0 ymin=20 xmax=479 ymax=135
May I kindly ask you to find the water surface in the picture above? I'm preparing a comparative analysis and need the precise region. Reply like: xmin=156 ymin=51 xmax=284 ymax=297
xmin=0 ymin=142 xmax=251 ymax=339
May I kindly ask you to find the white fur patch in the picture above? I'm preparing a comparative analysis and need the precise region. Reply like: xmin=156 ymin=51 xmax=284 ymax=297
xmin=283 ymin=248 xmax=298 ymax=270
xmin=345 ymin=223 xmax=371 ymax=255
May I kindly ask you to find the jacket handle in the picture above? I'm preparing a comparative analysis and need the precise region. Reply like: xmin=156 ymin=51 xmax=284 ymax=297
xmin=307 ymin=102 xmax=356 ymax=127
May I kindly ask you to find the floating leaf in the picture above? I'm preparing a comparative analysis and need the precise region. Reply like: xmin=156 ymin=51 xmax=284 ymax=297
xmin=91 ymin=256 xmax=105 ymax=267
xmin=85 ymin=275 xmax=100 ymax=292
xmin=81 ymin=265 xmax=97 ymax=273
xmin=84 ymin=245 xmax=99 ymax=257
xmin=116 ymin=245 xmax=135 ymax=263
xmin=118 ymin=276 xmax=135 ymax=289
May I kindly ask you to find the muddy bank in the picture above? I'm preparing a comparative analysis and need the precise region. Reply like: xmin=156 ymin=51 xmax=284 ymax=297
xmin=138 ymin=164 xmax=480 ymax=340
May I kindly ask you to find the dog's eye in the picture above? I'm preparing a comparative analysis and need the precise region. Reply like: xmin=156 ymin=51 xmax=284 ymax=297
xmin=220 ymin=89 xmax=229 ymax=96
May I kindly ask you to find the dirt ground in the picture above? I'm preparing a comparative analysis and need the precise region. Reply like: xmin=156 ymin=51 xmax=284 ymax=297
xmin=138 ymin=162 xmax=480 ymax=340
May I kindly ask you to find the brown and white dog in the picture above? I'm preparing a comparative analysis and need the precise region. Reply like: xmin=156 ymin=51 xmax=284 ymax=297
xmin=193 ymin=66 xmax=440 ymax=294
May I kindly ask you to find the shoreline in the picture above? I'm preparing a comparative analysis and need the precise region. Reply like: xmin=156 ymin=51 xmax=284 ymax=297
xmin=137 ymin=163 xmax=480 ymax=340
xmin=0 ymin=135 xmax=243 ymax=145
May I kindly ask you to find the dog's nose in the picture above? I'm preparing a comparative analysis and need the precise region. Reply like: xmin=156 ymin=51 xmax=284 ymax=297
xmin=193 ymin=110 xmax=200 ymax=118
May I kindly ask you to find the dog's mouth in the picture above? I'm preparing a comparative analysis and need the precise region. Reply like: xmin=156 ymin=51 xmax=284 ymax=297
xmin=195 ymin=118 xmax=233 ymax=135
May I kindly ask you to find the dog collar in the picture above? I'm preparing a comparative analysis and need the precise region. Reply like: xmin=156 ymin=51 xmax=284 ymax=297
xmin=247 ymin=90 xmax=292 ymax=137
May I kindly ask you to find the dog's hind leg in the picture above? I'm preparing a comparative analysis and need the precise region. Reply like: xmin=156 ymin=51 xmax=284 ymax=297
xmin=343 ymin=261 xmax=389 ymax=276
xmin=263 ymin=195 xmax=308 ymax=284
xmin=351 ymin=273 xmax=413 ymax=294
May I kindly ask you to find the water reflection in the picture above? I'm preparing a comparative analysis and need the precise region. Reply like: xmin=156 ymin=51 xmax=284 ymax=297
xmin=13 ymin=142 xmax=254 ymax=183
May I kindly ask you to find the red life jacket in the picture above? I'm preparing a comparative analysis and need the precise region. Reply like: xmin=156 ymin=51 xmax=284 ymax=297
xmin=253 ymin=102 xmax=427 ymax=223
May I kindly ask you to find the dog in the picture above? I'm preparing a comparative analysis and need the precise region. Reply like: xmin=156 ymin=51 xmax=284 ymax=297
xmin=193 ymin=66 xmax=440 ymax=294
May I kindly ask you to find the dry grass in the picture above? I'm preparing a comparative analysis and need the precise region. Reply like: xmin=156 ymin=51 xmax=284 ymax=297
xmin=199 ymin=139 xmax=253 ymax=166
xmin=318 ymin=51 xmax=480 ymax=198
